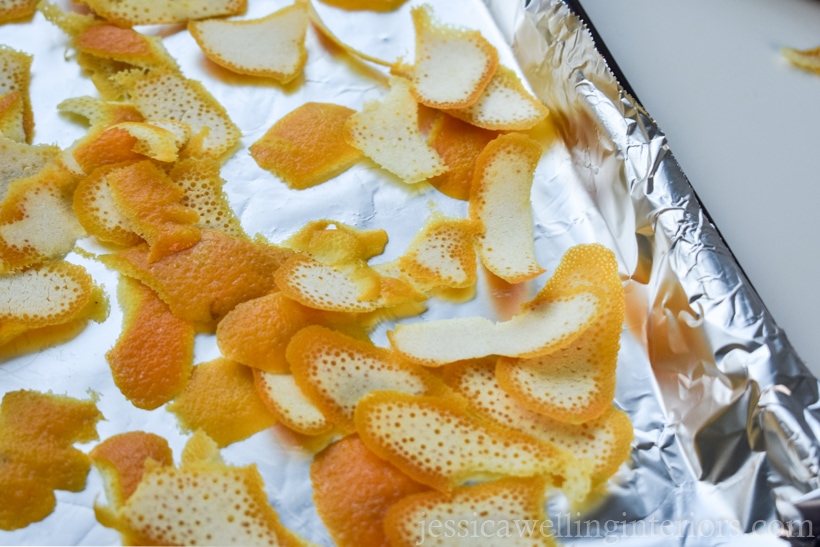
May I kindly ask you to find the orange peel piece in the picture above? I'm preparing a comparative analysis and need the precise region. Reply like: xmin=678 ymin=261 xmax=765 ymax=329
xmin=497 ymin=243 xmax=625 ymax=423
xmin=0 ymin=163 xmax=84 ymax=273
xmin=397 ymin=213 xmax=479 ymax=292
xmin=470 ymin=132 xmax=544 ymax=284
xmin=0 ymin=45 xmax=33 ymax=142
xmin=0 ymin=0 xmax=37 ymax=23
xmin=217 ymin=291 xmax=365 ymax=373
xmin=0 ymin=390 xmax=102 ymax=531
xmin=73 ymin=22 xmax=177 ymax=70
xmin=355 ymin=391 xmax=589 ymax=499
xmin=783 ymin=45 xmax=820 ymax=75
xmin=89 ymin=431 xmax=174 ymax=508
xmin=446 ymin=360 xmax=632 ymax=484
xmin=400 ymin=5 xmax=498 ymax=109
xmin=315 ymin=0 xmax=408 ymax=11
xmin=106 ymin=277 xmax=195 ymax=410
xmin=169 ymin=157 xmax=247 ymax=239
xmin=76 ymin=0 xmax=246 ymax=26
xmin=254 ymin=370 xmax=332 ymax=436
xmin=387 ymin=285 xmax=604 ymax=366
xmin=167 ymin=358 xmax=277 ymax=447
xmin=310 ymin=435 xmax=429 ymax=547
xmin=385 ymin=477 xmax=555 ymax=547
xmin=446 ymin=66 xmax=549 ymax=131
xmin=188 ymin=1 xmax=308 ymax=83
xmin=0 ymin=91 xmax=25 ymax=142
xmin=274 ymin=253 xmax=381 ymax=312
xmin=95 ymin=430 xmax=308 ymax=546
xmin=250 ymin=102 xmax=362 ymax=189
xmin=100 ymin=228 xmax=292 ymax=327
xmin=287 ymin=325 xmax=444 ymax=432
xmin=72 ymin=163 xmax=143 ymax=247
xmin=427 ymin=112 xmax=499 ymax=201
xmin=114 ymin=68 xmax=241 ymax=159
xmin=106 ymin=160 xmax=201 ymax=263
xmin=346 ymin=76 xmax=447 ymax=184
xmin=0 ymin=135 xmax=59 ymax=202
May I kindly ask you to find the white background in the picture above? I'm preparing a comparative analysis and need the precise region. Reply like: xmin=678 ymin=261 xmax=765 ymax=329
xmin=578 ymin=0 xmax=820 ymax=376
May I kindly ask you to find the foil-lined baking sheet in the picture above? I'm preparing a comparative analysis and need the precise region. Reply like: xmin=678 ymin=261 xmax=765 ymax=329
xmin=1 ymin=0 xmax=819 ymax=544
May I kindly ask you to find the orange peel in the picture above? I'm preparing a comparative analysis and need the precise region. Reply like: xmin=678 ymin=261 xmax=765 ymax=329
xmin=0 ymin=45 xmax=33 ymax=142
xmin=72 ymin=163 xmax=143 ymax=247
xmin=76 ymin=0 xmax=246 ymax=26
xmin=254 ymin=370 xmax=332 ymax=436
xmin=250 ymin=102 xmax=362 ymax=189
xmin=106 ymin=277 xmax=195 ymax=410
xmin=167 ymin=358 xmax=277 ymax=447
xmin=188 ymin=1 xmax=309 ymax=83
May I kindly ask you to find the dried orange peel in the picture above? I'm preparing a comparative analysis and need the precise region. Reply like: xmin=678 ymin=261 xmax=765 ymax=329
xmin=396 ymin=5 xmax=498 ymax=110
xmin=250 ymin=102 xmax=362 ymax=190
xmin=387 ymin=284 xmax=605 ymax=366
xmin=0 ymin=390 xmax=102 ymax=531
xmin=0 ymin=46 xmax=33 ymax=143
xmin=254 ymin=370 xmax=333 ymax=436
xmin=355 ymin=391 xmax=591 ymax=500
xmin=470 ymin=132 xmax=545 ymax=284
xmin=287 ymin=325 xmax=445 ymax=432
xmin=106 ymin=277 xmax=195 ymax=410
xmin=310 ymin=435 xmax=429 ymax=547
xmin=73 ymin=163 xmax=143 ymax=247
xmin=94 ymin=430 xmax=309 ymax=546
xmin=75 ymin=0 xmax=246 ymax=26
xmin=167 ymin=358 xmax=277 ymax=447
xmin=385 ymin=476 xmax=555 ymax=547
xmin=0 ymin=135 xmax=59 ymax=203
xmin=445 ymin=360 xmax=632 ymax=484
xmin=497 ymin=243 xmax=625 ymax=423
xmin=100 ymin=228 xmax=292 ymax=327
xmin=189 ymin=1 xmax=309 ymax=83
xmin=346 ymin=76 xmax=447 ymax=184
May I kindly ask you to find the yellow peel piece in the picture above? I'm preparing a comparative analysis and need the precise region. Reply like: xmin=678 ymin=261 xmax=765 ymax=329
xmin=346 ymin=76 xmax=446 ymax=184
xmin=189 ymin=1 xmax=309 ymax=83
xmin=470 ymin=132 xmax=544 ymax=284
xmin=76 ymin=0 xmax=246 ymax=26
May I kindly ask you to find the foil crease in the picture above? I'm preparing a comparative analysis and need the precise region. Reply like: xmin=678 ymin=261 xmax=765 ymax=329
xmin=1 ymin=0 xmax=819 ymax=545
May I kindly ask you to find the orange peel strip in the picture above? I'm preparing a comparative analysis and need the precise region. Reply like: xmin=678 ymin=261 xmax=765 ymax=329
xmin=217 ymin=291 xmax=365 ymax=373
xmin=95 ymin=430 xmax=308 ymax=546
xmin=0 ymin=134 xmax=59 ymax=202
xmin=169 ymin=157 xmax=246 ymax=239
xmin=315 ymin=0 xmax=408 ymax=12
xmin=0 ymin=45 xmax=33 ymax=142
xmin=0 ymin=390 xmax=102 ymax=531
xmin=72 ymin=163 xmax=143 ymax=247
xmin=0 ymin=91 xmax=25 ymax=142
xmin=470 ymin=132 xmax=544 ymax=284
xmin=446 ymin=360 xmax=632 ymax=483
xmin=250 ymin=103 xmax=362 ymax=189
xmin=73 ymin=22 xmax=177 ymax=69
xmin=75 ymin=0 xmax=246 ymax=26
xmin=445 ymin=66 xmax=549 ymax=131
xmin=385 ymin=476 xmax=555 ymax=547
xmin=106 ymin=277 xmax=195 ymax=410
xmin=427 ymin=112 xmax=499 ymax=201
xmin=167 ymin=358 xmax=277 ymax=447
xmin=0 ymin=0 xmax=37 ymax=24
xmin=345 ymin=76 xmax=447 ymax=184
xmin=114 ymin=68 xmax=241 ymax=159
xmin=310 ymin=435 xmax=429 ymax=547
xmin=287 ymin=325 xmax=444 ymax=432
xmin=387 ymin=284 xmax=604 ymax=366
xmin=188 ymin=1 xmax=309 ymax=83
xmin=497 ymin=243 xmax=625 ymax=423
xmin=89 ymin=431 xmax=174 ymax=508
xmin=100 ymin=228 xmax=292 ymax=328
xmin=254 ymin=370 xmax=332 ymax=436
xmin=354 ymin=391 xmax=590 ymax=499
xmin=400 ymin=5 xmax=498 ymax=109
xmin=106 ymin=160 xmax=201 ymax=263
xmin=782 ymin=45 xmax=820 ymax=75
xmin=397 ymin=213 xmax=479 ymax=291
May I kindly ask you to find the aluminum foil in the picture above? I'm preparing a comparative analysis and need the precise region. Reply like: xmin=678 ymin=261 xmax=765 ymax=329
xmin=1 ymin=0 xmax=819 ymax=545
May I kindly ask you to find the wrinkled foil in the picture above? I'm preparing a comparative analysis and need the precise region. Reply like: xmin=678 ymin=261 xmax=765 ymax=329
xmin=1 ymin=0 xmax=819 ymax=545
